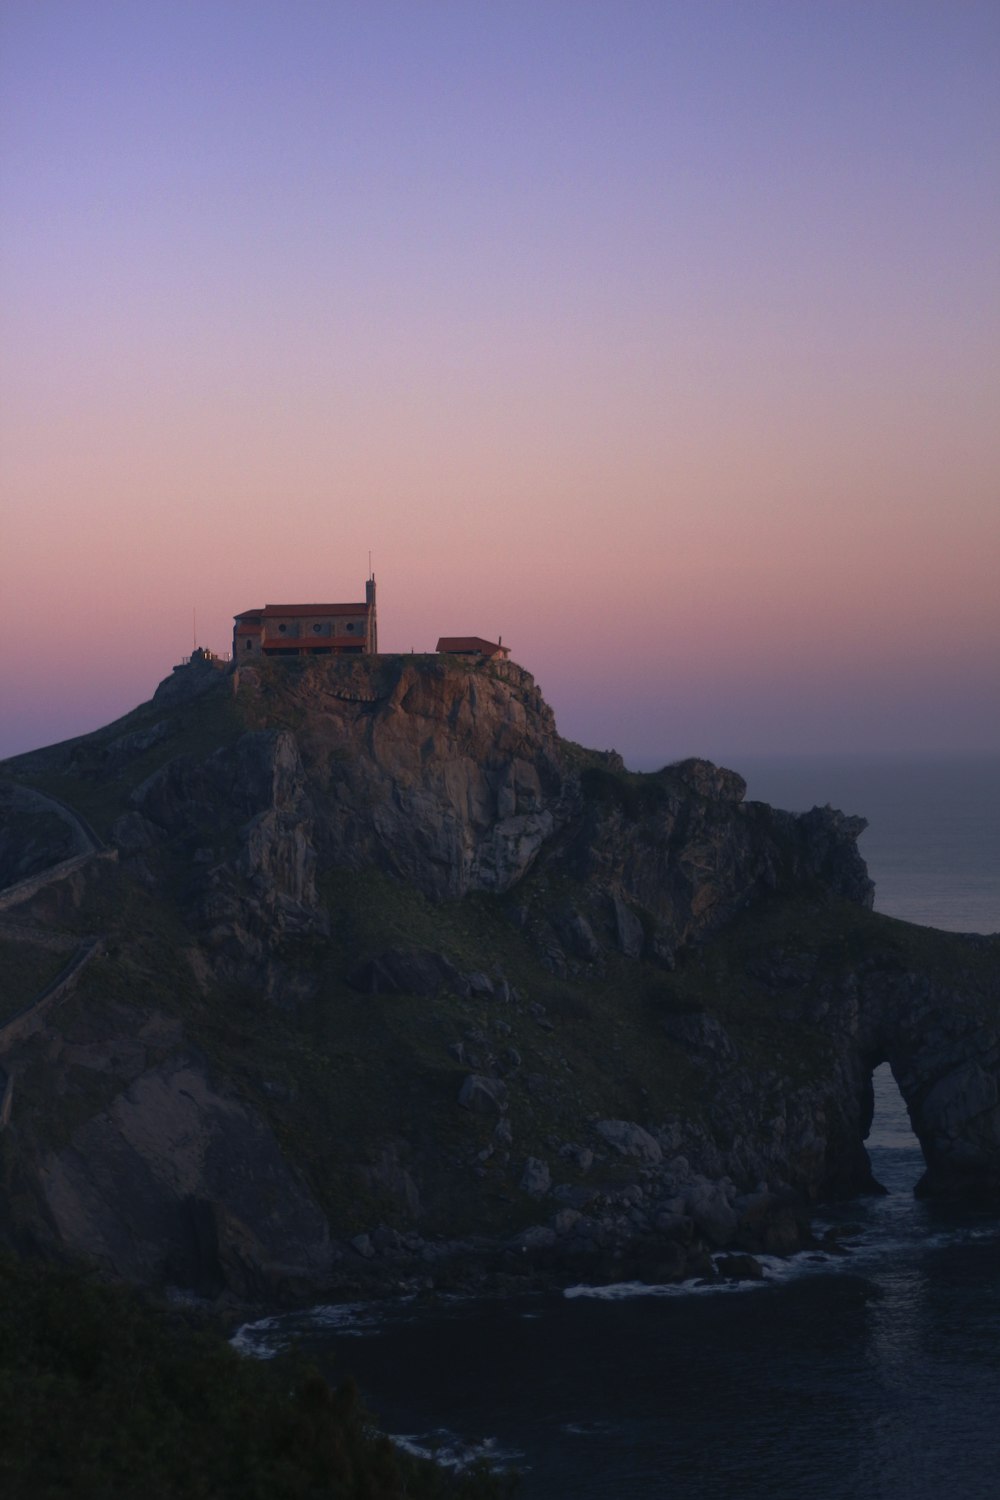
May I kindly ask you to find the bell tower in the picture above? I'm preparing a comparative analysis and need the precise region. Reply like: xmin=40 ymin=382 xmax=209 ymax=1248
xmin=365 ymin=572 xmax=378 ymax=653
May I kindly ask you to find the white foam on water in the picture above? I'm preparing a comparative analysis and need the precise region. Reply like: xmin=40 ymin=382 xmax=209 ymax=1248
xmin=235 ymin=1210 xmax=1000 ymax=1363
xmin=563 ymin=1246 xmax=874 ymax=1303
xmin=390 ymin=1429 xmax=523 ymax=1472
xmin=564 ymin=1248 xmax=835 ymax=1301
xmin=565 ymin=1275 xmax=752 ymax=1302
xmin=297 ymin=1299 xmax=392 ymax=1335
xmin=230 ymin=1313 xmax=285 ymax=1359
xmin=232 ymin=1299 xmax=384 ymax=1357
xmin=815 ymin=1213 xmax=1000 ymax=1271
xmin=563 ymin=1211 xmax=1000 ymax=1307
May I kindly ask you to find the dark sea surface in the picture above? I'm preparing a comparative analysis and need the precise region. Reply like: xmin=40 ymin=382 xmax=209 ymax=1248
xmin=237 ymin=755 xmax=1000 ymax=1497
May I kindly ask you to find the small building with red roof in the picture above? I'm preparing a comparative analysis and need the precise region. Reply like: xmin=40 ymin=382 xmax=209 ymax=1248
xmin=436 ymin=636 xmax=510 ymax=662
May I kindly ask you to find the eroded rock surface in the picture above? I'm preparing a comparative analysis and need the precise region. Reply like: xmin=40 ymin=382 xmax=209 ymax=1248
xmin=37 ymin=1054 xmax=330 ymax=1297
xmin=0 ymin=653 xmax=997 ymax=1302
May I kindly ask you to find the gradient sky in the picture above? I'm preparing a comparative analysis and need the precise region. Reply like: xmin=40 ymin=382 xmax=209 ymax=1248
xmin=2 ymin=1 xmax=998 ymax=766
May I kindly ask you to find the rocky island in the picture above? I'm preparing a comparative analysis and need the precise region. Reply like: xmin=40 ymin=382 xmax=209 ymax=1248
xmin=1 ymin=652 xmax=999 ymax=1305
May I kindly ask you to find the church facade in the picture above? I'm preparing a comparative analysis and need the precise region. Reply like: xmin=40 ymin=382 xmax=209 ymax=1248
xmin=233 ymin=576 xmax=377 ymax=658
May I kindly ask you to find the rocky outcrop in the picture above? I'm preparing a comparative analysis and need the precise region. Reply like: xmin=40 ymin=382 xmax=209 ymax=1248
xmin=0 ymin=653 xmax=998 ymax=1303
xmin=26 ymin=1030 xmax=330 ymax=1299
xmin=5 ymin=657 xmax=872 ymax=975
xmin=665 ymin=924 xmax=1000 ymax=1206
xmin=236 ymin=656 xmax=568 ymax=900
xmin=124 ymin=727 xmax=324 ymax=993
xmin=131 ymin=658 xmax=872 ymax=972
xmin=349 ymin=949 xmax=462 ymax=997
xmin=854 ymin=947 xmax=1000 ymax=1201
xmin=557 ymin=765 xmax=873 ymax=964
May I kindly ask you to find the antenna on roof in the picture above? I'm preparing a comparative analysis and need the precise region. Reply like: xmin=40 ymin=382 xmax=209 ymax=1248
xmin=368 ymin=549 xmax=373 ymax=580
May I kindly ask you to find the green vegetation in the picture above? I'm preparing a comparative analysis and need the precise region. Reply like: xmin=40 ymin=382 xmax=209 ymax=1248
xmin=11 ymin=827 xmax=964 ymax=1245
xmin=0 ymin=1253 xmax=515 ymax=1499
xmin=579 ymin=763 xmax=672 ymax=820
xmin=21 ymin=854 xmax=707 ymax=1237
xmin=159 ymin=854 xmax=736 ymax=1237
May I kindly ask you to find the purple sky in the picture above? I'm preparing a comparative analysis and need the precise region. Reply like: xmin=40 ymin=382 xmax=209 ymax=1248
xmin=2 ymin=2 xmax=998 ymax=766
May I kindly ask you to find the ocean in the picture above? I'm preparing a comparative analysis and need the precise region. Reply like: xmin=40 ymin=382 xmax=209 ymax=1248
xmin=236 ymin=754 xmax=1000 ymax=1498
xmin=740 ymin=753 xmax=1000 ymax=937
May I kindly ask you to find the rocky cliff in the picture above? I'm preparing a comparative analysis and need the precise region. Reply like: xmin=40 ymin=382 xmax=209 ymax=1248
xmin=0 ymin=654 xmax=997 ymax=1303
xmin=121 ymin=654 xmax=873 ymax=980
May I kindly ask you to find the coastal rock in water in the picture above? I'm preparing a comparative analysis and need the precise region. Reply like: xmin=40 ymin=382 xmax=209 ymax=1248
xmin=683 ymin=1179 xmax=739 ymax=1244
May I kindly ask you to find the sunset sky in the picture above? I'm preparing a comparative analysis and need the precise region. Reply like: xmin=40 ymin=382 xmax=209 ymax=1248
xmin=2 ymin=1 xmax=998 ymax=766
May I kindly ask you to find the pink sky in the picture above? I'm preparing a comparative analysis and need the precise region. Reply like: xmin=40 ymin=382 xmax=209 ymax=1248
xmin=2 ymin=2 xmax=998 ymax=765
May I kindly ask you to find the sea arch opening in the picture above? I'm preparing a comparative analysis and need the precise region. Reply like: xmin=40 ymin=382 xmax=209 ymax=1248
xmin=864 ymin=1060 xmax=925 ymax=1196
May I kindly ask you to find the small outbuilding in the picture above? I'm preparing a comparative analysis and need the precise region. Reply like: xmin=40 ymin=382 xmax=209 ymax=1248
xmin=436 ymin=636 xmax=511 ymax=661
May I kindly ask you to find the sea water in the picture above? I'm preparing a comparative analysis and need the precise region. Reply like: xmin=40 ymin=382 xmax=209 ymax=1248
xmin=237 ymin=755 xmax=1000 ymax=1497
xmin=740 ymin=752 xmax=1000 ymax=936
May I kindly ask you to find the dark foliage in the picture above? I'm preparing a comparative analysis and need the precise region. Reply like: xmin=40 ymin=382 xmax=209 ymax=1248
xmin=0 ymin=1254 xmax=515 ymax=1499
xmin=579 ymin=765 xmax=669 ymax=820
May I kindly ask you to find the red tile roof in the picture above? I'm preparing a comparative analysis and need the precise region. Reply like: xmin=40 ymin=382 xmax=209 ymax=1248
xmin=436 ymin=636 xmax=509 ymax=657
xmin=262 ymin=603 xmax=369 ymax=617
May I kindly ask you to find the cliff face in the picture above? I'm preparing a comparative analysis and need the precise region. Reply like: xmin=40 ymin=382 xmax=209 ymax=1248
xmin=273 ymin=656 xmax=568 ymax=899
xmin=124 ymin=655 xmax=873 ymax=983
xmin=0 ymin=654 xmax=997 ymax=1302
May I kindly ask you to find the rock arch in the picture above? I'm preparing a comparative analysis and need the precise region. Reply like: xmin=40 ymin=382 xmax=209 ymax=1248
xmin=836 ymin=936 xmax=1000 ymax=1202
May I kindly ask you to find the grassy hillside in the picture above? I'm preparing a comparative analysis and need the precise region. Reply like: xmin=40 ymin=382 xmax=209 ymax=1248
xmin=18 ymin=843 xmax=980 ymax=1246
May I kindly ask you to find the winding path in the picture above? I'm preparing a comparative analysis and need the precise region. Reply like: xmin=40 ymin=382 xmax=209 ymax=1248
xmin=0 ymin=783 xmax=116 ymax=914
xmin=0 ymin=785 xmax=112 ymax=1125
